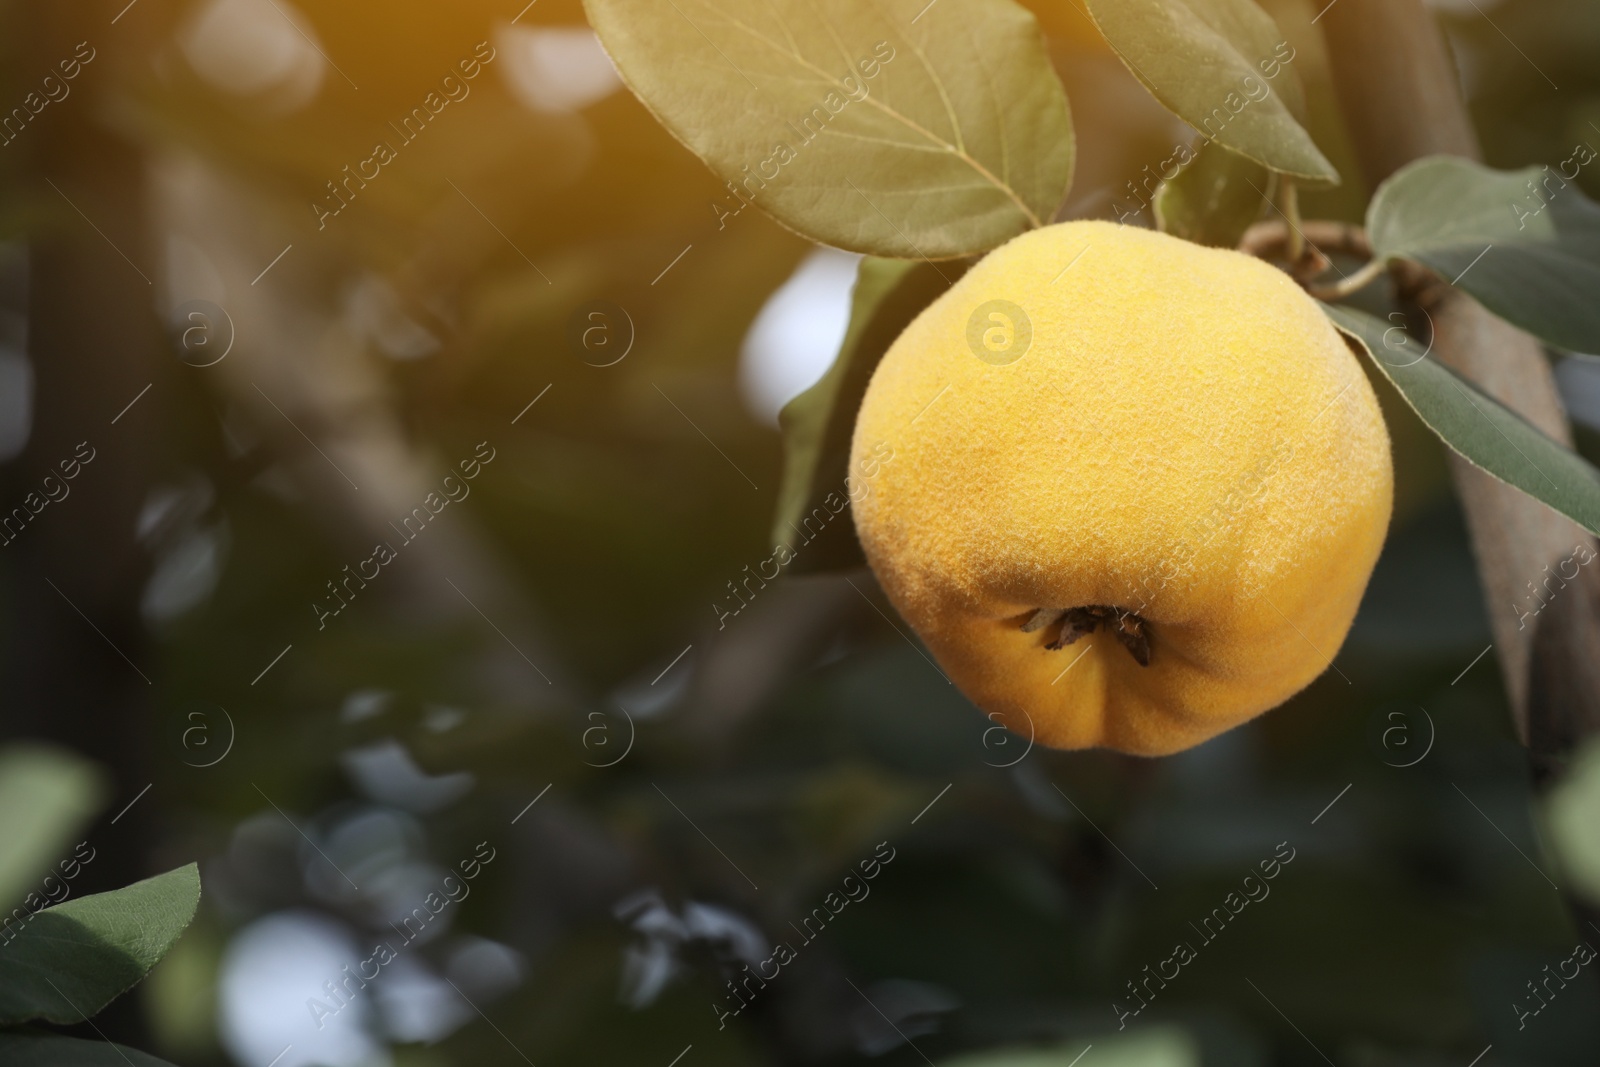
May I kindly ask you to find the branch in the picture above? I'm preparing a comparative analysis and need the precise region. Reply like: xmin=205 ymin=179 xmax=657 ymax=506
xmin=1320 ymin=0 xmax=1600 ymax=755
xmin=1238 ymin=218 xmax=1365 ymax=286
xmin=1239 ymin=219 xmax=1371 ymax=262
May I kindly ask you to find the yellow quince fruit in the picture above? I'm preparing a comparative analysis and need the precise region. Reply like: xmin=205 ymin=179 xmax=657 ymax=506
xmin=849 ymin=221 xmax=1392 ymax=756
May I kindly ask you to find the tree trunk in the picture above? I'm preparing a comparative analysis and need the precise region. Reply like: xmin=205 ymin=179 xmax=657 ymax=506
xmin=0 ymin=1 xmax=166 ymax=1046
xmin=1321 ymin=0 xmax=1600 ymax=763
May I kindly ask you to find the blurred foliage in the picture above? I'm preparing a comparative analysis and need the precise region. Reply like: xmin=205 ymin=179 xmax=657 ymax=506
xmin=0 ymin=1 xmax=1597 ymax=1066
xmin=1153 ymin=143 xmax=1271 ymax=248
xmin=0 ymin=745 xmax=195 ymax=1064
xmin=1546 ymin=735 xmax=1600 ymax=905
xmin=773 ymin=257 xmax=955 ymax=573
xmin=0 ymin=745 xmax=105 ymax=907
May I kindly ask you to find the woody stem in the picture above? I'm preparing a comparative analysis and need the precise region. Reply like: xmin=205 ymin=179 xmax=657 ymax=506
xmin=1305 ymin=256 xmax=1390 ymax=301
xmin=1239 ymin=219 xmax=1372 ymax=262
xmin=1238 ymin=219 xmax=1387 ymax=299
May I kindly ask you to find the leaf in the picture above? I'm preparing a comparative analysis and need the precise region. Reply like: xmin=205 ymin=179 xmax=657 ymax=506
xmin=1366 ymin=154 xmax=1600 ymax=354
xmin=583 ymin=0 xmax=1073 ymax=258
xmin=0 ymin=745 xmax=106 ymax=911
xmin=0 ymin=864 xmax=202 ymax=1025
xmin=1153 ymin=140 xmax=1269 ymax=247
xmin=1546 ymin=735 xmax=1600 ymax=906
xmin=944 ymin=1027 xmax=1200 ymax=1067
xmin=1324 ymin=303 xmax=1600 ymax=535
xmin=773 ymin=256 xmax=954 ymax=572
xmin=0 ymin=1034 xmax=179 ymax=1066
xmin=1084 ymin=0 xmax=1337 ymax=183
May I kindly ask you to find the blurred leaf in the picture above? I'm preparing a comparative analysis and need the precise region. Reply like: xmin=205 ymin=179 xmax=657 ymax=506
xmin=1547 ymin=735 xmax=1600 ymax=906
xmin=790 ymin=763 xmax=924 ymax=859
xmin=0 ymin=1035 xmax=177 ymax=1066
xmin=141 ymin=913 xmax=222 ymax=1059
xmin=583 ymin=0 xmax=1074 ymax=258
xmin=774 ymin=257 xmax=953 ymax=571
xmin=1325 ymin=303 xmax=1600 ymax=534
xmin=0 ymin=864 xmax=201 ymax=1026
xmin=945 ymin=1027 xmax=1200 ymax=1067
xmin=1367 ymin=154 xmax=1600 ymax=353
xmin=0 ymin=745 xmax=105 ymax=910
xmin=1154 ymin=141 xmax=1269 ymax=246
xmin=1084 ymin=0 xmax=1337 ymax=182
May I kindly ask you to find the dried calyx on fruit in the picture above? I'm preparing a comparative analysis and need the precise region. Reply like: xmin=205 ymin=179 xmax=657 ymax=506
xmin=1020 ymin=606 xmax=1151 ymax=665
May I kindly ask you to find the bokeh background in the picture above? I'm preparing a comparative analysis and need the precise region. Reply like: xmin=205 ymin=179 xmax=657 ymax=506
xmin=4 ymin=0 xmax=1600 ymax=1064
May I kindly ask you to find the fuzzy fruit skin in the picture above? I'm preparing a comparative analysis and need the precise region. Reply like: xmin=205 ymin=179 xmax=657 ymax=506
xmin=849 ymin=221 xmax=1393 ymax=756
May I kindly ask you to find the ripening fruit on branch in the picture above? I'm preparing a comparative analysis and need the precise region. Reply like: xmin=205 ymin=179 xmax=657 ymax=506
xmin=849 ymin=221 xmax=1393 ymax=756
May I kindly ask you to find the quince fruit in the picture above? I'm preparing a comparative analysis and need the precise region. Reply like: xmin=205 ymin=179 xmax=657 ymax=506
xmin=849 ymin=221 xmax=1392 ymax=756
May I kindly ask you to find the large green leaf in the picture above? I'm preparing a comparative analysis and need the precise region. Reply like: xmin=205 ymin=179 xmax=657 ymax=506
xmin=1366 ymin=154 xmax=1600 ymax=354
xmin=0 ymin=864 xmax=201 ymax=1025
xmin=583 ymin=0 xmax=1073 ymax=258
xmin=0 ymin=1034 xmax=179 ymax=1066
xmin=1324 ymin=303 xmax=1600 ymax=535
xmin=0 ymin=745 xmax=105 ymax=911
xmin=1153 ymin=140 xmax=1269 ymax=247
xmin=773 ymin=256 xmax=953 ymax=572
xmin=1084 ymin=0 xmax=1336 ymax=182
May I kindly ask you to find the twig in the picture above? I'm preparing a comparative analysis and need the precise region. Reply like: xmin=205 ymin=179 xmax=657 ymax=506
xmin=1306 ymin=257 xmax=1389 ymax=301
xmin=1239 ymin=219 xmax=1372 ymax=263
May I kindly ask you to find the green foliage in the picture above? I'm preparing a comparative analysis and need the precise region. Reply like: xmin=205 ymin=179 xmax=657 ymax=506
xmin=583 ymin=0 xmax=1074 ymax=258
xmin=1083 ymin=0 xmax=1337 ymax=182
xmin=0 ymin=746 xmax=103 ymax=910
xmin=0 ymin=1034 xmax=178 ymax=1066
xmin=1367 ymin=154 xmax=1600 ymax=353
xmin=773 ymin=257 xmax=954 ymax=570
xmin=1153 ymin=141 xmax=1269 ymax=246
xmin=1324 ymin=303 xmax=1600 ymax=534
xmin=0 ymin=865 xmax=201 ymax=1026
xmin=945 ymin=1028 xmax=1198 ymax=1067
xmin=0 ymin=748 xmax=198 ymax=1058
xmin=1546 ymin=735 xmax=1600 ymax=905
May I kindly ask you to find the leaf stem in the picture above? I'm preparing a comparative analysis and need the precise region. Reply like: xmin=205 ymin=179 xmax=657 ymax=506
xmin=1281 ymin=178 xmax=1305 ymax=264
